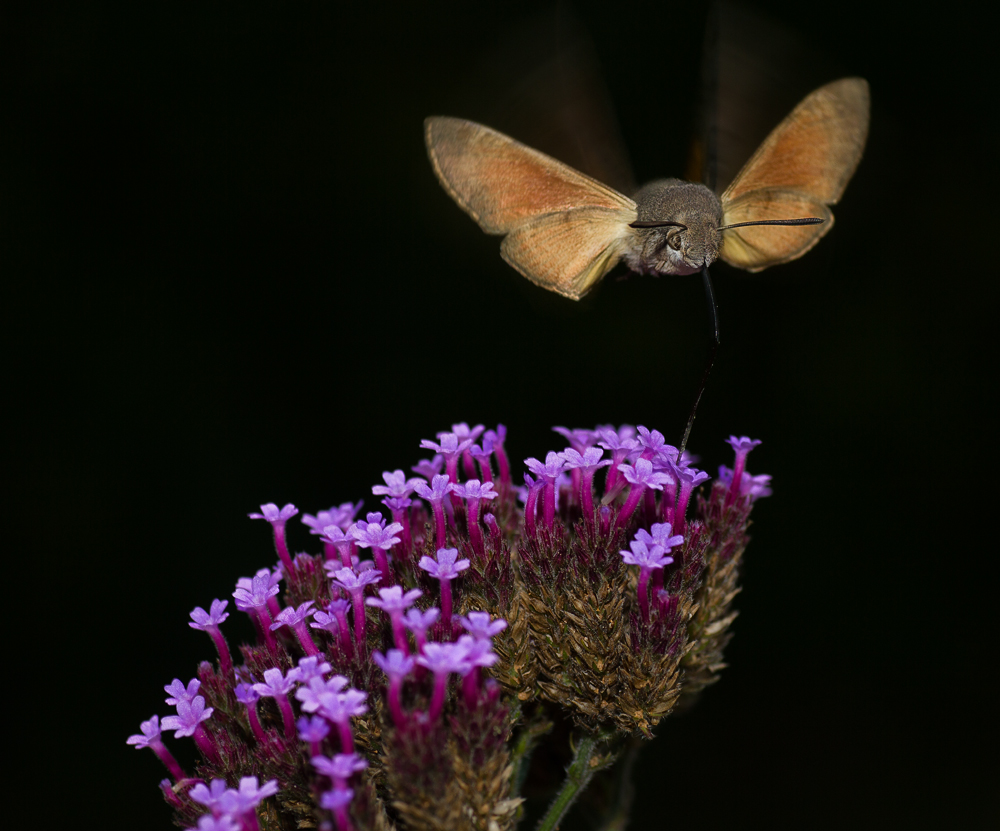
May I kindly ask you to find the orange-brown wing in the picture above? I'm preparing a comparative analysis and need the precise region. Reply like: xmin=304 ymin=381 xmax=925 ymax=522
xmin=425 ymin=117 xmax=637 ymax=298
xmin=499 ymin=208 xmax=634 ymax=299
xmin=720 ymin=77 xmax=869 ymax=271
xmin=720 ymin=188 xmax=833 ymax=272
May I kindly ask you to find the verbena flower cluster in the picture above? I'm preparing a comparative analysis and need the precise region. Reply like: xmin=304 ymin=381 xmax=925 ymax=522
xmin=128 ymin=422 xmax=769 ymax=830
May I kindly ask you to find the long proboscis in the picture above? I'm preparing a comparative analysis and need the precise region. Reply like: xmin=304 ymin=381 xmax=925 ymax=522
xmin=717 ymin=217 xmax=825 ymax=230
xmin=628 ymin=217 xmax=824 ymax=231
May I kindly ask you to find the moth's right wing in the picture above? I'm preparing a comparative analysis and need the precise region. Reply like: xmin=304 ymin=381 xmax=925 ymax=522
xmin=425 ymin=117 xmax=638 ymax=299
xmin=719 ymin=78 xmax=870 ymax=272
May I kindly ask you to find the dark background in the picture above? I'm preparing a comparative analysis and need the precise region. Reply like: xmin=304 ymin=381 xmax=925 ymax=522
xmin=7 ymin=1 xmax=996 ymax=828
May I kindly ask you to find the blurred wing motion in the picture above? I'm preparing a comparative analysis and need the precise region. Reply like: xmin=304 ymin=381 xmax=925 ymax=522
xmin=719 ymin=77 xmax=870 ymax=272
xmin=425 ymin=116 xmax=638 ymax=299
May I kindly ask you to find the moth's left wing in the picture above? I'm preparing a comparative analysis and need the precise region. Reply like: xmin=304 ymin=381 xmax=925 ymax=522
xmin=499 ymin=208 xmax=634 ymax=299
xmin=719 ymin=77 xmax=869 ymax=272
xmin=425 ymin=116 xmax=637 ymax=299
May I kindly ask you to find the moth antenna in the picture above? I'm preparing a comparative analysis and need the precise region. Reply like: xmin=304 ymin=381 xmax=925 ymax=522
xmin=680 ymin=265 xmax=720 ymax=455
xmin=718 ymin=217 xmax=825 ymax=230
xmin=628 ymin=220 xmax=688 ymax=230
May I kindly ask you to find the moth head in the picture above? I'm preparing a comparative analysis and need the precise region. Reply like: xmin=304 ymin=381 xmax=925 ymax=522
xmin=629 ymin=179 xmax=827 ymax=277
xmin=629 ymin=181 xmax=724 ymax=275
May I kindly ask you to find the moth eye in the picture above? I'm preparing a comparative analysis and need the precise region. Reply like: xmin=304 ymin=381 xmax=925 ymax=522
xmin=668 ymin=234 xmax=683 ymax=251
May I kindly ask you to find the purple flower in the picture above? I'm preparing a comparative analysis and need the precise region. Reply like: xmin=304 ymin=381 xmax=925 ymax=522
xmin=319 ymin=523 xmax=355 ymax=567
xmin=295 ymin=675 xmax=350 ymax=714
xmin=188 ymin=779 xmax=230 ymax=811
xmin=421 ymin=432 xmax=473 ymax=484
xmin=724 ymin=436 xmax=763 ymax=503
xmin=459 ymin=634 xmax=499 ymax=668
xmin=446 ymin=422 xmax=485 ymax=443
xmin=248 ymin=502 xmax=299 ymax=523
xmin=372 ymin=470 xmax=423 ymax=499
xmin=525 ymin=451 xmax=567 ymax=483
xmin=525 ymin=452 xmax=567 ymax=528
xmin=252 ymin=667 xmax=296 ymax=698
xmin=127 ymin=715 xmax=188 ymax=781
xmin=621 ymin=538 xmax=674 ymax=624
xmin=319 ymin=787 xmax=354 ymax=825
xmin=726 ymin=435 xmax=762 ymax=454
xmin=373 ymin=648 xmax=416 ymax=681
xmin=414 ymin=474 xmax=455 ymax=550
xmin=597 ymin=428 xmax=641 ymax=494
xmin=719 ymin=466 xmax=772 ymax=501
xmin=126 ymin=715 xmax=163 ymax=750
xmin=367 ymin=585 xmax=423 ymax=652
xmin=452 ymin=479 xmax=499 ymax=502
xmin=233 ymin=572 xmax=281 ymax=651
xmin=621 ymin=539 xmax=674 ymax=570
xmin=417 ymin=641 xmax=474 ymax=721
xmin=452 ymin=479 xmax=498 ymax=558
xmin=233 ymin=572 xmax=280 ymax=611
xmin=270 ymin=600 xmax=321 ymax=656
xmin=366 ymin=585 xmax=423 ymax=615
xmin=419 ymin=547 xmax=470 ymax=581
xmin=234 ymin=682 xmax=260 ymax=705
xmin=161 ymin=695 xmax=214 ymax=738
xmin=190 ymin=815 xmax=240 ymax=831
xmin=310 ymin=598 xmax=353 ymax=658
xmin=458 ymin=611 xmax=507 ymax=641
xmin=454 ymin=634 xmax=500 ymax=705
xmin=248 ymin=502 xmax=298 ymax=577
xmin=484 ymin=424 xmax=510 ymax=487
xmin=411 ymin=454 xmax=443 ymax=480
xmin=636 ymin=426 xmax=672 ymax=459
xmin=403 ymin=606 xmax=440 ymax=655
xmin=372 ymin=649 xmax=415 ymax=727
xmin=301 ymin=501 xmax=364 ymax=535
xmin=326 ymin=565 xmax=382 ymax=652
xmin=518 ymin=473 xmax=542 ymax=537
xmin=187 ymin=599 xmax=234 ymax=680
xmin=318 ymin=689 xmax=368 ymax=751
xmin=307 ymin=504 xmax=364 ymax=563
xmin=418 ymin=548 xmax=470 ymax=627
xmin=743 ymin=472 xmax=773 ymax=499
xmin=560 ymin=447 xmax=612 ymax=523
xmin=351 ymin=511 xmax=404 ymax=583
xmin=669 ymin=463 xmax=711 ymax=534
xmin=469 ymin=441 xmax=495 ymax=483
xmin=634 ymin=523 xmax=685 ymax=554
xmin=311 ymin=752 xmax=369 ymax=787
xmin=619 ymin=458 xmax=673 ymax=490
xmin=289 ymin=655 xmax=332 ymax=684
xmin=559 ymin=447 xmax=610 ymax=473
xmin=252 ymin=668 xmax=298 ymax=739
xmin=326 ymin=563 xmax=383 ymax=591
xmin=164 ymin=678 xmax=201 ymax=706
xmin=131 ymin=419 xmax=770 ymax=825
xmin=271 ymin=600 xmax=316 ymax=630
xmin=553 ymin=426 xmax=599 ymax=453
xmin=160 ymin=695 xmax=219 ymax=763
xmin=297 ymin=715 xmax=331 ymax=757
xmin=188 ymin=599 xmax=229 ymax=629
xmin=616 ymin=458 xmax=674 ymax=530
xmin=190 ymin=776 xmax=279 ymax=817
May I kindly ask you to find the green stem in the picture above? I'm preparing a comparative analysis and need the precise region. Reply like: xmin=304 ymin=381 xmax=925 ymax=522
xmin=595 ymin=736 xmax=643 ymax=831
xmin=510 ymin=713 xmax=554 ymax=798
xmin=534 ymin=733 xmax=603 ymax=831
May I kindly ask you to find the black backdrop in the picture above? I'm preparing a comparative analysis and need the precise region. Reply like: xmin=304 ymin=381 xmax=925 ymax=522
xmin=8 ymin=2 xmax=996 ymax=828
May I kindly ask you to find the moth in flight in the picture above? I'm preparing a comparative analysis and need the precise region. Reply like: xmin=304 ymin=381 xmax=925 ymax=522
xmin=425 ymin=77 xmax=869 ymax=300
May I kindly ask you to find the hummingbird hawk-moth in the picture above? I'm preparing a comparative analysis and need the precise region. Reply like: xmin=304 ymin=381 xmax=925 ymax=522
xmin=425 ymin=77 xmax=869 ymax=300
